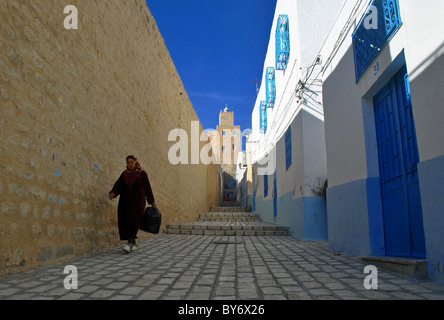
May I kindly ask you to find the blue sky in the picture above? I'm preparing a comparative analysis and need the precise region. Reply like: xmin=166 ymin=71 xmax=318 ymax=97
xmin=146 ymin=0 xmax=277 ymax=145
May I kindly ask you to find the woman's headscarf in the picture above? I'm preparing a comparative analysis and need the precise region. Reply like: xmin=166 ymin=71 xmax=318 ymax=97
xmin=126 ymin=155 xmax=142 ymax=171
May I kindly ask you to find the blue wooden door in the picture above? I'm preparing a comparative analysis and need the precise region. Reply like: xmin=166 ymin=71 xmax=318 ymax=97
xmin=374 ymin=66 xmax=426 ymax=258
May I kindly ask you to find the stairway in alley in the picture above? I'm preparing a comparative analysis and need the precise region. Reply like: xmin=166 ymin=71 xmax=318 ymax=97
xmin=164 ymin=206 xmax=290 ymax=236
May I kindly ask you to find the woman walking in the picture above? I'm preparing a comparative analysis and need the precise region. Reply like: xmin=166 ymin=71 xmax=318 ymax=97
xmin=109 ymin=155 xmax=156 ymax=253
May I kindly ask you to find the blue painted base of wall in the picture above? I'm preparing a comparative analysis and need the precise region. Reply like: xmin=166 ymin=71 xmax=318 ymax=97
xmin=326 ymin=177 xmax=385 ymax=257
xmin=325 ymin=164 xmax=444 ymax=284
xmin=418 ymin=155 xmax=444 ymax=284
xmin=255 ymin=192 xmax=327 ymax=241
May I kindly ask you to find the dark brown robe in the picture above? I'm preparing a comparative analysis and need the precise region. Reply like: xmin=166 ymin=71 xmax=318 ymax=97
xmin=109 ymin=170 xmax=155 ymax=241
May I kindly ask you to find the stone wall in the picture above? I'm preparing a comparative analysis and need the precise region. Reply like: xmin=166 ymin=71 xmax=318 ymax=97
xmin=0 ymin=0 xmax=218 ymax=275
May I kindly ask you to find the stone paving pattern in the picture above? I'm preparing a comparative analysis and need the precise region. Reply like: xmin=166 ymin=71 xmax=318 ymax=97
xmin=1 ymin=234 xmax=444 ymax=300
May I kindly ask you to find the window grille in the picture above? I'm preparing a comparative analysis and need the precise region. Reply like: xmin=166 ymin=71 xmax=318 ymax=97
xmin=260 ymin=101 xmax=267 ymax=134
xmin=352 ymin=0 xmax=402 ymax=82
xmin=276 ymin=14 xmax=290 ymax=71
xmin=266 ymin=67 xmax=276 ymax=108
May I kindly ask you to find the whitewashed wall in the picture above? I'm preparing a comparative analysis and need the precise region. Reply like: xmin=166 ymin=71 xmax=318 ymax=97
xmin=321 ymin=0 xmax=444 ymax=282
xmin=250 ymin=0 xmax=344 ymax=239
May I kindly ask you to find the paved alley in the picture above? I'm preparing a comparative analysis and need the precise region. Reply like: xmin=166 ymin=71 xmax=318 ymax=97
xmin=1 ymin=231 xmax=444 ymax=300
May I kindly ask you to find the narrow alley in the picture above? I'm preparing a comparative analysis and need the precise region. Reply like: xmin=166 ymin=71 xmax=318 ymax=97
xmin=1 ymin=1 xmax=444 ymax=307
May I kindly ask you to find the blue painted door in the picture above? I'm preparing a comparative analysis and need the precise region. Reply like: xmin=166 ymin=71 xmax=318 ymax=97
xmin=374 ymin=66 xmax=426 ymax=258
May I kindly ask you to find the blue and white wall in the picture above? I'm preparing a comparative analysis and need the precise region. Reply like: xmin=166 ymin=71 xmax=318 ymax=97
xmin=250 ymin=0 xmax=343 ymax=240
xmin=321 ymin=0 xmax=444 ymax=282
xmin=252 ymin=111 xmax=328 ymax=240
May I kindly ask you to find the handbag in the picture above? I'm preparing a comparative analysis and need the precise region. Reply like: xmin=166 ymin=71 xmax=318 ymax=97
xmin=140 ymin=206 xmax=162 ymax=234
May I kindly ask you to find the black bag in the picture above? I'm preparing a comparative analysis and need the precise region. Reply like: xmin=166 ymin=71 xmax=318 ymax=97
xmin=140 ymin=206 xmax=162 ymax=234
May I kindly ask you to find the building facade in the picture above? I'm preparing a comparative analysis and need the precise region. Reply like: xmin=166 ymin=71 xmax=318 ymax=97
xmin=208 ymin=107 xmax=242 ymax=204
xmin=249 ymin=0 xmax=342 ymax=240
xmin=236 ymin=133 xmax=254 ymax=207
xmin=321 ymin=0 xmax=444 ymax=282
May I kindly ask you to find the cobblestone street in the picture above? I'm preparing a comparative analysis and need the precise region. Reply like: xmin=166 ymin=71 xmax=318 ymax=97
xmin=1 ymin=233 xmax=444 ymax=301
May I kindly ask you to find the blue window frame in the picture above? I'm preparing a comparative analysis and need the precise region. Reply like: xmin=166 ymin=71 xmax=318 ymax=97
xmin=264 ymin=174 xmax=269 ymax=197
xmin=352 ymin=0 xmax=402 ymax=82
xmin=285 ymin=126 xmax=292 ymax=170
xmin=266 ymin=67 xmax=276 ymax=108
xmin=276 ymin=14 xmax=290 ymax=71
xmin=260 ymin=101 xmax=267 ymax=134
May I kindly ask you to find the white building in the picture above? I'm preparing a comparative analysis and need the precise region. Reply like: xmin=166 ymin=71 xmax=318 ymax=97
xmin=321 ymin=0 xmax=444 ymax=283
xmin=235 ymin=150 xmax=248 ymax=206
xmin=250 ymin=0 xmax=343 ymax=240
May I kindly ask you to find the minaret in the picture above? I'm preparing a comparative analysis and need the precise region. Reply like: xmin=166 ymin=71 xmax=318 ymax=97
xmin=208 ymin=106 xmax=242 ymax=204
xmin=216 ymin=106 xmax=241 ymax=169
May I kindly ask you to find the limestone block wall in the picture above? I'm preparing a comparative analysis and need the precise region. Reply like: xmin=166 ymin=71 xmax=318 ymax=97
xmin=0 ymin=0 xmax=217 ymax=275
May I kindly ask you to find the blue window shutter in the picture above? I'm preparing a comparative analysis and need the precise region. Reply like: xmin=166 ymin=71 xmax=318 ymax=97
xmin=266 ymin=67 xmax=276 ymax=108
xmin=276 ymin=15 xmax=290 ymax=71
xmin=285 ymin=127 xmax=292 ymax=170
xmin=264 ymin=174 xmax=269 ymax=197
xmin=260 ymin=101 xmax=267 ymax=134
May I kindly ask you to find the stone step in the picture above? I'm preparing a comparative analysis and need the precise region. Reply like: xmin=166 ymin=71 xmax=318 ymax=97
xmin=359 ymin=256 xmax=429 ymax=279
xmin=209 ymin=206 xmax=252 ymax=212
xmin=164 ymin=221 xmax=290 ymax=236
xmin=164 ymin=206 xmax=290 ymax=236
xmin=198 ymin=212 xmax=261 ymax=222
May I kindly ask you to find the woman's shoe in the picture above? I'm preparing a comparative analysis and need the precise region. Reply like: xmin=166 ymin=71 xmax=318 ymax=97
xmin=122 ymin=244 xmax=131 ymax=253
xmin=131 ymin=245 xmax=138 ymax=252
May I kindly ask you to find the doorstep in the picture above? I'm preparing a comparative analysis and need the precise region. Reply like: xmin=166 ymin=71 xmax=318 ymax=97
xmin=359 ymin=256 xmax=429 ymax=279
